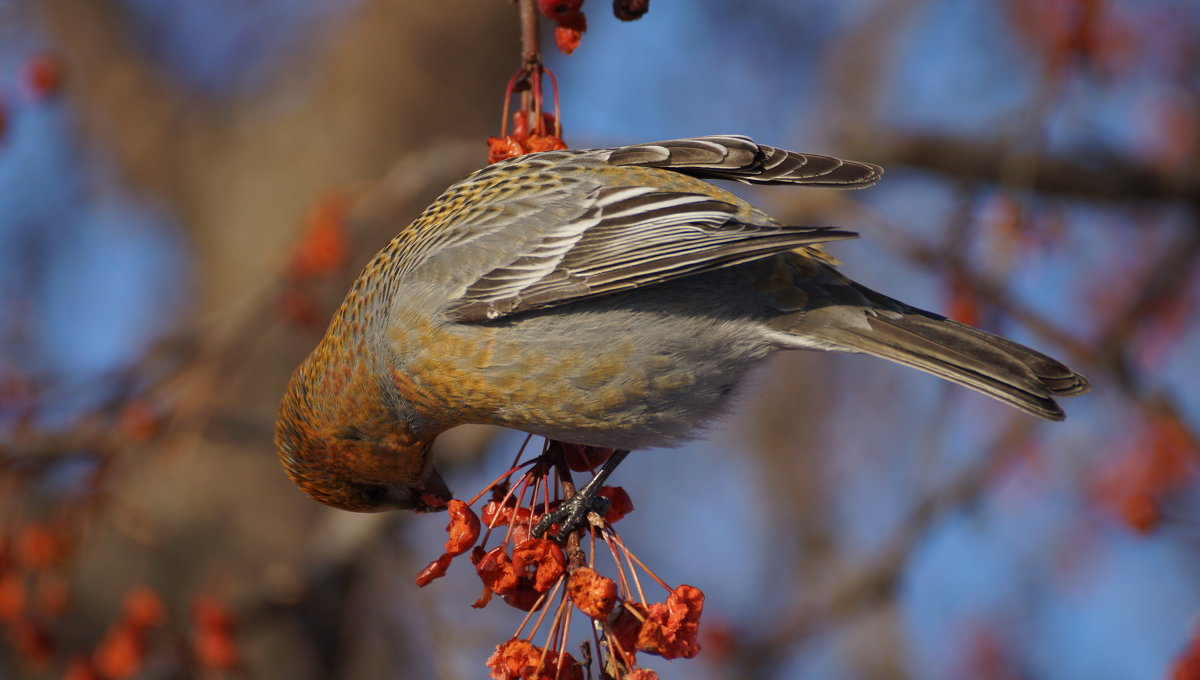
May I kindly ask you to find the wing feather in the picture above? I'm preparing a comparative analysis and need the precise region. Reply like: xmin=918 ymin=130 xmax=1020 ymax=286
xmin=606 ymin=135 xmax=883 ymax=187
xmin=446 ymin=185 xmax=855 ymax=321
xmin=412 ymin=136 xmax=876 ymax=322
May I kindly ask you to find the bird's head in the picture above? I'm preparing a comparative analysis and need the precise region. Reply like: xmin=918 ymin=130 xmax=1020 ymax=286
xmin=275 ymin=365 xmax=451 ymax=513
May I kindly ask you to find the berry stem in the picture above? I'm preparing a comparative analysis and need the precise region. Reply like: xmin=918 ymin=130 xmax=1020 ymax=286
xmin=465 ymin=455 xmax=536 ymax=508
xmin=516 ymin=570 xmax=565 ymax=639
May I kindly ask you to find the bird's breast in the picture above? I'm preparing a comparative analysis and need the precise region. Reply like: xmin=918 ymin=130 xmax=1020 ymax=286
xmin=385 ymin=281 xmax=776 ymax=448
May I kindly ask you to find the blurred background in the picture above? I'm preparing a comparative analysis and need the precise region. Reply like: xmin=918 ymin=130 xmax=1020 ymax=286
xmin=1 ymin=1 xmax=1199 ymax=678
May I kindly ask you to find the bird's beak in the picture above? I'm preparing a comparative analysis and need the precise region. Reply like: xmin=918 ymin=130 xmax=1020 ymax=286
xmin=410 ymin=466 xmax=452 ymax=512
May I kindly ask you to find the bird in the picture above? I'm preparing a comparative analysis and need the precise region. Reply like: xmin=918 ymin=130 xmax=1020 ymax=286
xmin=275 ymin=135 xmax=1089 ymax=516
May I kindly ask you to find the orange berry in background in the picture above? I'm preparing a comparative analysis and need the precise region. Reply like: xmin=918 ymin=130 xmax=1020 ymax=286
xmin=93 ymin=625 xmax=145 ymax=680
xmin=18 ymin=524 xmax=63 ymax=569
xmin=26 ymin=53 xmax=64 ymax=100
xmin=122 ymin=587 xmax=165 ymax=629
xmin=0 ymin=572 xmax=26 ymax=622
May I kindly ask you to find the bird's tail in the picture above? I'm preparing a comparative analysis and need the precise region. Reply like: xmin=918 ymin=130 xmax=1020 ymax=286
xmin=777 ymin=279 xmax=1090 ymax=421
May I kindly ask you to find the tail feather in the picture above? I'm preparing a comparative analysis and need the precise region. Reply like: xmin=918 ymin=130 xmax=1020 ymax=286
xmin=792 ymin=298 xmax=1089 ymax=421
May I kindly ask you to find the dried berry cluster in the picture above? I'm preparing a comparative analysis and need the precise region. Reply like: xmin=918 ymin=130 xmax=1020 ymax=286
xmin=0 ymin=525 xmax=239 ymax=680
xmin=486 ymin=42 xmax=568 ymax=164
xmin=416 ymin=441 xmax=704 ymax=679
xmin=537 ymin=0 xmax=588 ymax=55
xmin=0 ymin=524 xmax=69 ymax=672
xmin=488 ymin=110 xmax=569 ymax=165
xmin=536 ymin=0 xmax=650 ymax=55
xmin=277 ymin=195 xmax=351 ymax=330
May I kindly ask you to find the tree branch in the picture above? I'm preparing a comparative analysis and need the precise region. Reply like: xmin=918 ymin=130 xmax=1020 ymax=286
xmin=729 ymin=417 xmax=1036 ymax=677
xmin=872 ymin=133 xmax=1200 ymax=204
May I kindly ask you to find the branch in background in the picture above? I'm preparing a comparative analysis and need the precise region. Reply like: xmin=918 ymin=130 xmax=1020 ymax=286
xmin=874 ymin=133 xmax=1200 ymax=204
xmin=0 ymin=138 xmax=487 ymax=678
xmin=862 ymin=198 xmax=1200 ymax=460
xmin=728 ymin=416 xmax=1036 ymax=678
xmin=741 ymin=129 xmax=1200 ymax=674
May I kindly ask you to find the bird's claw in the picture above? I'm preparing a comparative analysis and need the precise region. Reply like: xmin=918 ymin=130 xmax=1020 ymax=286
xmin=532 ymin=491 xmax=611 ymax=543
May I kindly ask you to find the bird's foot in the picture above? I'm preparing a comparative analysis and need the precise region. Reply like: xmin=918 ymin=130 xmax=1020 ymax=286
xmin=532 ymin=490 xmax=611 ymax=543
xmin=531 ymin=448 xmax=631 ymax=544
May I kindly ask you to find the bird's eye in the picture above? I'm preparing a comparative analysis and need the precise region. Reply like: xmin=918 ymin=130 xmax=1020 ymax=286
xmin=363 ymin=485 xmax=389 ymax=503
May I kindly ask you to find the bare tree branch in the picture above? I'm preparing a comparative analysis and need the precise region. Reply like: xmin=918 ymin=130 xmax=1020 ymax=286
xmin=871 ymin=133 xmax=1200 ymax=204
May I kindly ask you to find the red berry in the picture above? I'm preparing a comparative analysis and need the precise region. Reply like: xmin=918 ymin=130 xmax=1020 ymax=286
xmin=26 ymin=53 xmax=64 ymax=100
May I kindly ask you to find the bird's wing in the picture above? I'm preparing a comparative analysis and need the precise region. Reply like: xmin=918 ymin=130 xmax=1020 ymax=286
xmin=440 ymin=186 xmax=855 ymax=322
xmin=398 ymin=136 xmax=873 ymax=322
xmin=602 ymin=135 xmax=884 ymax=187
